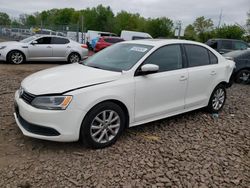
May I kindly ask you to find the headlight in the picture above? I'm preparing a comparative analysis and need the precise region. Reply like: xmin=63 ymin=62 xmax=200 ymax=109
xmin=0 ymin=46 xmax=6 ymax=50
xmin=31 ymin=96 xmax=73 ymax=110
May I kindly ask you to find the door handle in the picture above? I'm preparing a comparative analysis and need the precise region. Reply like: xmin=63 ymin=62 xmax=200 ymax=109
xmin=210 ymin=71 xmax=216 ymax=75
xmin=179 ymin=75 xmax=187 ymax=81
xmin=67 ymin=46 xmax=71 ymax=48
xmin=47 ymin=46 xmax=52 ymax=48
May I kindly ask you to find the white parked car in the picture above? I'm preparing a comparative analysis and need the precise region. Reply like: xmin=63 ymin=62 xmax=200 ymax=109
xmin=121 ymin=30 xmax=152 ymax=40
xmin=0 ymin=35 xmax=88 ymax=64
xmin=14 ymin=39 xmax=235 ymax=148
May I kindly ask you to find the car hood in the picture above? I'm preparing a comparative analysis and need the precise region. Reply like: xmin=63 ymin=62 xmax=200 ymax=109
xmin=21 ymin=63 xmax=122 ymax=95
xmin=0 ymin=41 xmax=21 ymax=46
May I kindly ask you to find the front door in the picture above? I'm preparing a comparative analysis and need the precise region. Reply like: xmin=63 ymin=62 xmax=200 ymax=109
xmin=134 ymin=44 xmax=188 ymax=122
xmin=28 ymin=37 xmax=52 ymax=60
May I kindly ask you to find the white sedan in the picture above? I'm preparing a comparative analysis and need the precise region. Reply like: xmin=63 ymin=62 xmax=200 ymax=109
xmin=14 ymin=39 xmax=235 ymax=148
xmin=0 ymin=35 xmax=88 ymax=64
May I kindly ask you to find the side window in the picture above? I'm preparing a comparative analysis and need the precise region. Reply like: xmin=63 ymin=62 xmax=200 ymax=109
xmin=143 ymin=45 xmax=183 ymax=72
xmin=221 ymin=41 xmax=232 ymax=50
xmin=208 ymin=51 xmax=218 ymax=64
xmin=185 ymin=45 xmax=210 ymax=67
xmin=233 ymin=41 xmax=247 ymax=50
xmin=51 ymin=37 xmax=69 ymax=44
xmin=208 ymin=41 xmax=218 ymax=50
xmin=36 ymin=37 xmax=52 ymax=45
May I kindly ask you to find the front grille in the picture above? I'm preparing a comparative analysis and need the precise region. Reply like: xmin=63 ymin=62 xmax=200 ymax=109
xmin=18 ymin=114 xmax=60 ymax=136
xmin=20 ymin=91 xmax=36 ymax=104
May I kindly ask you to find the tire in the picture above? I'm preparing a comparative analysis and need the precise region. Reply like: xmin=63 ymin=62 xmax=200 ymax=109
xmin=68 ymin=53 xmax=80 ymax=63
xmin=80 ymin=102 xmax=126 ymax=149
xmin=207 ymin=84 xmax=226 ymax=113
xmin=7 ymin=50 xmax=25 ymax=64
xmin=235 ymin=69 xmax=250 ymax=84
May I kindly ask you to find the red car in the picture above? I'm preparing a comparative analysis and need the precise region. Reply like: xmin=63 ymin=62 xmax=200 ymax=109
xmin=94 ymin=37 xmax=124 ymax=52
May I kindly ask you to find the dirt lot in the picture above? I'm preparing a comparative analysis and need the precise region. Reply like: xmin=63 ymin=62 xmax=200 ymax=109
xmin=0 ymin=62 xmax=249 ymax=188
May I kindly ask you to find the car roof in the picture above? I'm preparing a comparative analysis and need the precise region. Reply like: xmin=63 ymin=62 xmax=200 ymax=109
xmin=208 ymin=38 xmax=245 ymax=42
xmin=35 ymin=34 xmax=69 ymax=39
xmin=101 ymin=36 xmax=123 ymax=39
xmin=122 ymin=39 xmax=207 ymax=47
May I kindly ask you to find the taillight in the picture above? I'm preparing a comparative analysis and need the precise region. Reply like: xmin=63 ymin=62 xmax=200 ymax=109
xmin=81 ymin=44 xmax=88 ymax=49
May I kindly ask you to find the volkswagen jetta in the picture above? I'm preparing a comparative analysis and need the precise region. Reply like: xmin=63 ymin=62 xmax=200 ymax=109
xmin=14 ymin=39 xmax=235 ymax=148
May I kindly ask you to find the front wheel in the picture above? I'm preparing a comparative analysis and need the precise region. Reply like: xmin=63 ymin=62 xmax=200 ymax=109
xmin=8 ymin=51 xmax=25 ymax=64
xmin=207 ymin=85 xmax=226 ymax=113
xmin=80 ymin=102 xmax=126 ymax=149
xmin=235 ymin=69 xmax=250 ymax=84
xmin=68 ymin=53 xmax=80 ymax=63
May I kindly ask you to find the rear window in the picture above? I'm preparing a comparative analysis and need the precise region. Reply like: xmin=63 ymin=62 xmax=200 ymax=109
xmin=132 ymin=36 xmax=151 ymax=40
xmin=207 ymin=40 xmax=218 ymax=50
xmin=208 ymin=51 xmax=218 ymax=64
xmin=51 ymin=37 xmax=69 ymax=44
xmin=185 ymin=44 xmax=210 ymax=67
xmin=104 ymin=38 xmax=124 ymax=44
xmin=221 ymin=41 xmax=232 ymax=50
xmin=233 ymin=41 xmax=248 ymax=50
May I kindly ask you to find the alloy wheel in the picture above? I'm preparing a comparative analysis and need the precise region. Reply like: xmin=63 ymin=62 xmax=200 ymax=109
xmin=11 ymin=52 xmax=23 ymax=64
xmin=239 ymin=71 xmax=250 ymax=84
xmin=90 ymin=110 xmax=121 ymax=144
xmin=70 ymin=54 xmax=80 ymax=63
xmin=212 ymin=88 xmax=225 ymax=111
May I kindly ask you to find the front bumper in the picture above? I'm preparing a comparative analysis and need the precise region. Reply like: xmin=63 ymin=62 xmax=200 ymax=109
xmin=0 ymin=51 xmax=6 ymax=61
xmin=14 ymin=91 xmax=86 ymax=142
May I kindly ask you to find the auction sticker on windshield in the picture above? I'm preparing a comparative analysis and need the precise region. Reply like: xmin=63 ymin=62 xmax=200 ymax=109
xmin=130 ymin=46 xmax=148 ymax=52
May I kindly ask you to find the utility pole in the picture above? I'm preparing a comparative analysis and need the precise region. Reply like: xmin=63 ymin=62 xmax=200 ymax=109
xmin=217 ymin=9 xmax=223 ymax=28
xmin=76 ymin=21 xmax=79 ymax=43
xmin=178 ymin=20 xmax=182 ymax=39
xmin=175 ymin=20 xmax=182 ymax=39
xmin=81 ymin=15 xmax=84 ymax=44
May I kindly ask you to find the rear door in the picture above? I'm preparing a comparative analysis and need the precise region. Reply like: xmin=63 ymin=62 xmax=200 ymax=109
xmin=184 ymin=44 xmax=219 ymax=109
xmin=28 ymin=37 xmax=52 ymax=60
xmin=50 ymin=37 xmax=70 ymax=59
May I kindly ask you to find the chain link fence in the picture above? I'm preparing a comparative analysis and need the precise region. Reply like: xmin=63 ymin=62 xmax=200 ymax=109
xmin=0 ymin=25 xmax=86 ymax=43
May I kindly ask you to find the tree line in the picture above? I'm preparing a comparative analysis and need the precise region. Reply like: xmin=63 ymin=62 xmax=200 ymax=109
xmin=0 ymin=5 xmax=249 ymax=42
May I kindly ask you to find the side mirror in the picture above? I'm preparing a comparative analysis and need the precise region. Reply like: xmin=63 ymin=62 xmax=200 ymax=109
xmin=31 ymin=41 xmax=38 ymax=45
xmin=139 ymin=64 xmax=159 ymax=75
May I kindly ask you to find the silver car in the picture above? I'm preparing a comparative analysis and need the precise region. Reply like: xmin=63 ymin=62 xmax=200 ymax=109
xmin=0 ymin=35 xmax=88 ymax=64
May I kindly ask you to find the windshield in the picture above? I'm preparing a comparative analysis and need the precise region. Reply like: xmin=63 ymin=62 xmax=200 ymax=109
xmin=20 ymin=36 xmax=38 ymax=43
xmin=84 ymin=43 xmax=153 ymax=72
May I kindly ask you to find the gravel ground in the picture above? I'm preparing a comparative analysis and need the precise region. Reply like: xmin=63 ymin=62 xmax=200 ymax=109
xmin=0 ymin=63 xmax=249 ymax=188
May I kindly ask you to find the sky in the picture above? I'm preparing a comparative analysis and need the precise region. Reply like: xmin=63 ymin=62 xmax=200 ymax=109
xmin=0 ymin=0 xmax=249 ymax=26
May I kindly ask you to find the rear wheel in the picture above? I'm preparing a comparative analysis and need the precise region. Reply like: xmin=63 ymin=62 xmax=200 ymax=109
xmin=207 ymin=84 xmax=226 ymax=113
xmin=235 ymin=69 xmax=250 ymax=84
xmin=8 ymin=51 xmax=25 ymax=64
xmin=80 ymin=102 xmax=126 ymax=149
xmin=68 ymin=53 xmax=80 ymax=63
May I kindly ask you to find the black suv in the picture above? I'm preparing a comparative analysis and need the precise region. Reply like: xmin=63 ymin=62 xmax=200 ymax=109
xmin=223 ymin=50 xmax=250 ymax=84
xmin=206 ymin=39 xmax=249 ymax=54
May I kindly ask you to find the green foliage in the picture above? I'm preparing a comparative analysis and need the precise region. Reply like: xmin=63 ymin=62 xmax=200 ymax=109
xmin=184 ymin=16 xmax=247 ymax=42
xmin=0 ymin=12 xmax=11 ymax=25
xmin=145 ymin=17 xmax=173 ymax=38
xmin=1 ymin=6 xmax=249 ymax=41
xmin=184 ymin=24 xmax=197 ymax=40
xmin=192 ymin=16 xmax=214 ymax=42
xmin=193 ymin=16 xmax=214 ymax=33
xmin=215 ymin=25 xmax=245 ymax=40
